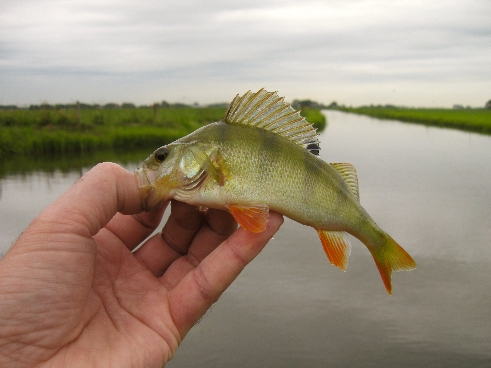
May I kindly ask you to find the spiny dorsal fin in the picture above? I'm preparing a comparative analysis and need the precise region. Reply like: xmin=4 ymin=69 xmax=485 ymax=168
xmin=330 ymin=163 xmax=359 ymax=201
xmin=223 ymin=88 xmax=320 ymax=150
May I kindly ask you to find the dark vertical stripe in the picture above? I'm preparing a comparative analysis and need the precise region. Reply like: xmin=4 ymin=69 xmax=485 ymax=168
xmin=218 ymin=121 xmax=228 ymax=146
xmin=257 ymin=128 xmax=272 ymax=190
xmin=302 ymin=148 xmax=315 ymax=207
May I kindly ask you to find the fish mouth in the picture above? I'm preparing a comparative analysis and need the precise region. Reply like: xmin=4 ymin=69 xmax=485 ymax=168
xmin=135 ymin=166 xmax=150 ymax=189
xmin=135 ymin=166 xmax=153 ymax=211
xmin=134 ymin=166 xmax=174 ymax=211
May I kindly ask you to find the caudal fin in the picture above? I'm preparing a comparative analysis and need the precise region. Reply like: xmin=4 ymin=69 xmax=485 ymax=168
xmin=370 ymin=234 xmax=416 ymax=295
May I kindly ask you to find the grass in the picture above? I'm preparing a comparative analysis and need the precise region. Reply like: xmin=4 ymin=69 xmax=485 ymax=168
xmin=335 ymin=107 xmax=491 ymax=134
xmin=0 ymin=107 xmax=326 ymax=159
xmin=0 ymin=107 xmax=225 ymax=158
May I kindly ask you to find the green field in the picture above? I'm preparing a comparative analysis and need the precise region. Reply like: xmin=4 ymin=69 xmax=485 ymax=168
xmin=337 ymin=107 xmax=491 ymax=134
xmin=0 ymin=106 xmax=326 ymax=159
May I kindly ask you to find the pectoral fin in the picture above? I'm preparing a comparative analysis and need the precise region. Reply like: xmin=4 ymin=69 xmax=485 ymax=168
xmin=227 ymin=204 xmax=269 ymax=233
xmin=188 ymin=145 xmax=226 ymax=186
xmin=317 ymin=230 xmax=352 ymax=271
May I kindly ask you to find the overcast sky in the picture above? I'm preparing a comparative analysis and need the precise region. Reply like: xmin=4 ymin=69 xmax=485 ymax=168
xmin=1 ymin=0 xmax=490 ymax=107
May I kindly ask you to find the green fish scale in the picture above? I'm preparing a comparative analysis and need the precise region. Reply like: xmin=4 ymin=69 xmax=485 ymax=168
xmin=179 ymin=122 xmax=372 ymax=235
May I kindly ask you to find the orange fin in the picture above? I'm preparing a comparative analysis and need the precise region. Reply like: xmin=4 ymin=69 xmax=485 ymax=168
xmin=369 ymin=234 xmax=416 ymax=295
xmin=317 ymin=230 xmax=352 ymax=271
xmin=227 ymin=204 xmax=269 ymax=233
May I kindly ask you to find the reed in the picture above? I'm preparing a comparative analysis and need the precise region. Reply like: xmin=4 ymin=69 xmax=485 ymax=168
xmin=0 ymin=107 xmax=225 ymax=129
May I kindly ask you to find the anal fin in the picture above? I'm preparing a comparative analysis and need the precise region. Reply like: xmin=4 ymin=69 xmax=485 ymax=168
xmin=317 ymin=230 xmax=352 ymax=271
xmin=227 ymin=204 xmax=269 ymax=233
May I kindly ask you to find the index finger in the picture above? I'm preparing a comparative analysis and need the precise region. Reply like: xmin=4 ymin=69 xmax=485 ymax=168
xmin=6 ymin=162 xmax=145 ymax=291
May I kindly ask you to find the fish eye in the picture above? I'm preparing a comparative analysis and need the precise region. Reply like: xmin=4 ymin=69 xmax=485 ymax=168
xmin=154 ymin=147 xmax=169 ymax=163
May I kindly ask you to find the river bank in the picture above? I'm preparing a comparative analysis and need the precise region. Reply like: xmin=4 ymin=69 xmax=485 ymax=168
xmin=335 ymin=107 xmax=491 ymax=134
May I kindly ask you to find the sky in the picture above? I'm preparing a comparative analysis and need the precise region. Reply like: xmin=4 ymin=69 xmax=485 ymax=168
xmin=1 ymin=0 xmax=490 ymax=108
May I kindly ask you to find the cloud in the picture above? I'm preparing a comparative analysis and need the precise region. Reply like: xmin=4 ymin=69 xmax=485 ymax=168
xmin=1 ymin=0 xmax=490 ymax=106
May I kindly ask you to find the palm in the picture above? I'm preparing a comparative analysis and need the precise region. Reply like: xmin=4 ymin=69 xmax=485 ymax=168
xmin=47 ymin=232 xmax=176 ymax=367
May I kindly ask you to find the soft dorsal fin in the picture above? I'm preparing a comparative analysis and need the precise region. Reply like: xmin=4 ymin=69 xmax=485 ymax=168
xmin=223 ymin=88 xmax=320 ymax=150
xmin=330 ymin=163 xmax=359 ymax=201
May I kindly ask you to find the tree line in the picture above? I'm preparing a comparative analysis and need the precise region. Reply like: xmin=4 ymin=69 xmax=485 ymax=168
xmin=0 ymin=101 xmax=204 ymax=111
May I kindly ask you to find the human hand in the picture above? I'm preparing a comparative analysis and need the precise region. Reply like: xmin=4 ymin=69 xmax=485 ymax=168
xmin=0 ymin=162 xmax=283 ymax=367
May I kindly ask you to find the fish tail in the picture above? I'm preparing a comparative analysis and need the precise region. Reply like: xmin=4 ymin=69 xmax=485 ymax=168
xmin=369 ymin=233 xmax=416 ymax=295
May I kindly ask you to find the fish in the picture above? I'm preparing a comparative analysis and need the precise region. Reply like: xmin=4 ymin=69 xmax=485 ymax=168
xmin=135 ymin=88 xmax=416 ymax=294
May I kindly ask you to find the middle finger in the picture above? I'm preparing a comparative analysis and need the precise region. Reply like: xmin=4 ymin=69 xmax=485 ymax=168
xmin=159 ymin=207 xmax=238 ymax=290
xmin=133 ymin=200 xmax=204 ymax=276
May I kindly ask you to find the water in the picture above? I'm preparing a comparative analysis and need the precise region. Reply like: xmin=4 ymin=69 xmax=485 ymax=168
xmin=1 ymin=111 xmax=490 ymax=367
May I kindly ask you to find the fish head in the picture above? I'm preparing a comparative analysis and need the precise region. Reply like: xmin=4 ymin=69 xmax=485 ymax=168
xmin=135 ymin=144 xmax=183 ymax=210
xmin=135 ymin=142 xmax=213 ymax=210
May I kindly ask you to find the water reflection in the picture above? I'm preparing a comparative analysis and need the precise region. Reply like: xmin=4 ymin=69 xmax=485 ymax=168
xmin=0 ymin=148 xmax=150 ymax=179
xmin=0 ymin=111 xmax=490 ymax=367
